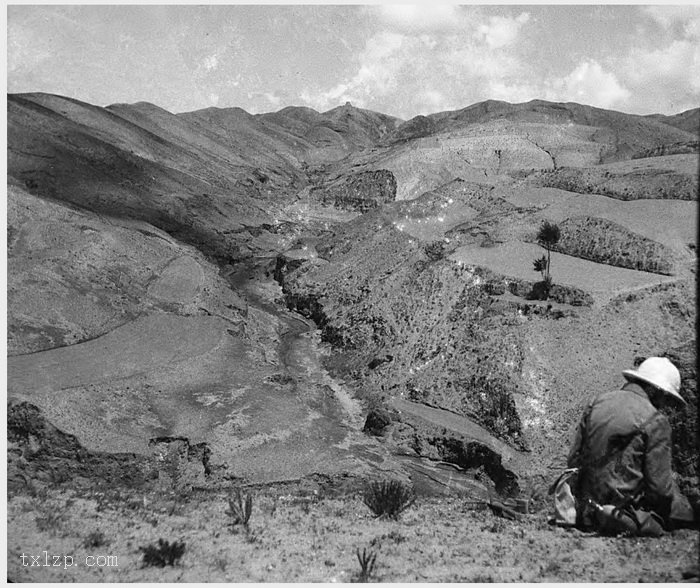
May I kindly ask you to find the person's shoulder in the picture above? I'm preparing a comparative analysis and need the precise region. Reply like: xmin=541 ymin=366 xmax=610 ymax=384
xmin=595 ymin=387 xmax=657 ymax=420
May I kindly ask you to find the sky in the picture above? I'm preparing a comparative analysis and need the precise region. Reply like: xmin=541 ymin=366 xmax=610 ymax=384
xmin=6 ymin=4 xmax=700 ymax=119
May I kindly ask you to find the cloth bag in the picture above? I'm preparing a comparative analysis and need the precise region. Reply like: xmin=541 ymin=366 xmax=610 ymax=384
xmin=549 ymin=468 xmax=579 ymax=526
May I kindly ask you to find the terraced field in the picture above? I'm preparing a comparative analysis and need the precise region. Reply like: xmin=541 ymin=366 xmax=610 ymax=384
xmin=450 ymin=242 xmax=680 ymax=305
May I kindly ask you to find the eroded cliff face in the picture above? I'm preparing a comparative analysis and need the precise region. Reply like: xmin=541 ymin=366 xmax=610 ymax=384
xmin=311 ymin=169 xmax=397 ymax=212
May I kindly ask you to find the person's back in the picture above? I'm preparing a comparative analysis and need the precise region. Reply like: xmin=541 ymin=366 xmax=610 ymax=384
xmin=565 ymin=357 xmax=695 ymax=533
xmin=567 ymin=384 xmax=673 ymax=520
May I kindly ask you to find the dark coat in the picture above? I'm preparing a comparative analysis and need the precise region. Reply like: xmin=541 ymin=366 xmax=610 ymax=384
xmin=567 ymin=382 xmax=685 ymax=524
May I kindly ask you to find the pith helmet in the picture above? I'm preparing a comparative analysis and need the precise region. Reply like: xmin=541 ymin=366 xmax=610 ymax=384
xmin=622 ymin=357 xmax=684 ymax=404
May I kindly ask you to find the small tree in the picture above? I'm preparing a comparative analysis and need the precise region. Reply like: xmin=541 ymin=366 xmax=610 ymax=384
xmin=533 ymin=221 xmax=560 ymax=297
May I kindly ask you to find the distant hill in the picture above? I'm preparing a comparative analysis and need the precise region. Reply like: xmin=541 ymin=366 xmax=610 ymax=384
xmin=385 ymin=99 xmax=696 ymax=163
xmin=256 ymin=101 xmax=402 ymax=162
xmin=8 ymin=92 xmax=697 ymax=252
xmin=646 ymin=107 xmax=700 ymax=136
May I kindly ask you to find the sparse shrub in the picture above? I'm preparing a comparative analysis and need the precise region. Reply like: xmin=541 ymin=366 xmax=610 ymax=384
xmin=83 ymin=530 xmax=108 ymax=549
xmin=226 ymin=487 xmax=254 ymax=530
xmin=355 ymin=547 xmax=377 ymax=582
xmin=362 ymin=479 xmax=415 ymax=519
xmin=139 ymin=538 xmax=186 ymax=568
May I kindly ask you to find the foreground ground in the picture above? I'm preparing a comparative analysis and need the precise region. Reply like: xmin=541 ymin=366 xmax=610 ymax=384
xmin=7 ymin=484 xmax=699 ymax=583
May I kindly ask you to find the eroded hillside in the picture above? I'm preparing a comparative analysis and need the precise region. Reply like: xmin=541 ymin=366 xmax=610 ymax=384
xmin=6 ymin=95 xmax=699 ymax=568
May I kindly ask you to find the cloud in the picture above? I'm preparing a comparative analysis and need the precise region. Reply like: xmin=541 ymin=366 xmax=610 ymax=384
xmin=376 ymin=4 xmax=464 ymax=32
xmin=545 ymin=60 xmax=630 ymax=109
xmin=7 ymin=22 xmax=52 ymax=73
xmin=643 ymin=5 xmax=700 ymax=34
xmin=625 ymin=40 xmax=700 ymax=91
xmin=203 ymin=54 xmax=219 ymax=71
xmin=263 ymin=92 xmax=282 ymax=108
xmin=301 ymin=31 xmax=406 ymax=111
xmin=476 ymin=13 xmax=530 ymax=49
xmin=610 ymin=6 xmax=700 ymax=113
xmin=299 ymin=10 xmax=535 ymax=117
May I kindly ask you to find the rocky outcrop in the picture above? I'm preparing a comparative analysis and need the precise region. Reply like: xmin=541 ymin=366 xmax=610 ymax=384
xmin=8 ymin=400 xmax=218 ymax=495
xmin=388 ymin=412 xmax=521 ymax=497
xmin=7 ymin=401 xmax=149 ymax=491
xmin=311 ymin=169 xmax=397 ymax=212
xmin=554 ymin=216 xmax=676 ymax=275
xmin=148 ymin=436 xmax=211 ymax=491
xmin=429 ymin=437 xmax=520 ymax=496
xmin=363 ymin=408 xmax=394 ymax=436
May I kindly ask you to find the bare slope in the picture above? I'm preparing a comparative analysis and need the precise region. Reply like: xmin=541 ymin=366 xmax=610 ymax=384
xmin=7 ymin=183 xmax=245 ymax=355
xmin=7 ymin=185 xmax=397 ymax=485
xmin=7 ymin=93 xmax=286 ymax=261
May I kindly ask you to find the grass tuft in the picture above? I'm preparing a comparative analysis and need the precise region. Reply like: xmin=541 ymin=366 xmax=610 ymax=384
xmin=362 ymin=479 xmax=415 ymax=519
xmin=226 ymin=487 xmax=254 ymax=530
xmin=139 ymin=538 xmax=186 ymax=568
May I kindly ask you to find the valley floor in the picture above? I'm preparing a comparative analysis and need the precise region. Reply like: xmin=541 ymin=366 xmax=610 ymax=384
xmin=7 ymin=485 xmax=698 ymax=583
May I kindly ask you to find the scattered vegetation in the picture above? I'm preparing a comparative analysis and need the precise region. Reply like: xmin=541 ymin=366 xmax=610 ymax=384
xmin=424 ymin=240 xmax=446 ymax=261
xmin=362 ymin=479 xmax=415 ymax=519
xmin=355 ymin=547 xmax=378 ymax=582
xmin=34 ymin=500 xmax=68 ymax=535
xmin=139 ymin=538 xmax=186 ymax=568
xmin=226 ymin=487 xmax=254 ymax=531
